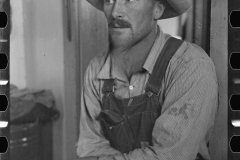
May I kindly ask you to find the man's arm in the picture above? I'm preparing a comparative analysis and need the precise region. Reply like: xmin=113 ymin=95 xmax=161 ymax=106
xmin=76 ymin=156 xmax=117 ymax=160
xmin=100 ymin=58 xmax=218 ymax=160
xmin=76 ymin=157 xmax=98 ymax=160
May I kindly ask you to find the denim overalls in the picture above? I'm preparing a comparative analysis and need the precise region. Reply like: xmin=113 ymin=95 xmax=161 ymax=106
xmin=99 ymin=37 xmax=184 ymax=154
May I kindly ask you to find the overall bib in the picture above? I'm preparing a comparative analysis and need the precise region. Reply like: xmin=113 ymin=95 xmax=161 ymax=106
xmin=99 ymin=37 xmax=183 ymax=154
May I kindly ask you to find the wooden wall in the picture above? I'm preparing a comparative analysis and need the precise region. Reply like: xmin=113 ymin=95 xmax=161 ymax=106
xmin=75 ymin=0 xmax=108 ymax=139
xmin=78 ymin=0 xmax=108 ymax=83
xmin=209 ymin=0 xmax=228 ymax=159
xmin=182 ymin=0 xmax=211 ymax=53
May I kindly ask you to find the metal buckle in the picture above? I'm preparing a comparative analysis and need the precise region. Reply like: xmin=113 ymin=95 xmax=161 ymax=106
xmin=147 ymin=91 xmax=153 ymax=97
xmin=112 ymin=86 xmax=116 ymax=92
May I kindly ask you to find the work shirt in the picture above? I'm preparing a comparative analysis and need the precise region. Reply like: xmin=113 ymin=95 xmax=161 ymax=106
xmin=76 ymin=26 xmax=218 ymax=160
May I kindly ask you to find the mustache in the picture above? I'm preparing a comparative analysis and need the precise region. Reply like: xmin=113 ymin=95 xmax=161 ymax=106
xmin=108 ymin=19 xmax=131 ymax=28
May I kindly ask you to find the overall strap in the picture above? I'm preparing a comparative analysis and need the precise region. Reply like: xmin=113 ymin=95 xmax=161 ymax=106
xmin=146 ymin=37 xmax=183 ymax=95
xmin=102 ymin=79 xmax=115 ymax=94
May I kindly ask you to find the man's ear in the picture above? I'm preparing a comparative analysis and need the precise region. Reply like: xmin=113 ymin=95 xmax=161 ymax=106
xmin=154 ymin=2 xmax=165 ymax=20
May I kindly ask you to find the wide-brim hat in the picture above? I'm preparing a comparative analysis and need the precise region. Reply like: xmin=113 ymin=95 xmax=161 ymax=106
xmin=86 ymin=0 xmax=192 ymax=19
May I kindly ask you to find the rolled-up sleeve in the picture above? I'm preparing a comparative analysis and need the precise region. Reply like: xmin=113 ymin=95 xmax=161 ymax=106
xmin=108 ymin=58 xmax=218 ymax=160
xmin=76 ymin=61 xmax=121 ymax=158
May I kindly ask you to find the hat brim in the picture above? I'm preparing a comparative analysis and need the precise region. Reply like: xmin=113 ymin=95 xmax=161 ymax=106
xmin=86 ymin=0 xmax=192 ymax=19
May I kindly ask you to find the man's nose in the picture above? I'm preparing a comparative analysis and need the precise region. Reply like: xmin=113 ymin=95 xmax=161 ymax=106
xmin=111 ymin=0 xmax=124 ymax=19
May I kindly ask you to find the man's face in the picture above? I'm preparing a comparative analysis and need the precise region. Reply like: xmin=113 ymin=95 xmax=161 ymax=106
xmin=103 ymin=0 xmax=159 ymax=48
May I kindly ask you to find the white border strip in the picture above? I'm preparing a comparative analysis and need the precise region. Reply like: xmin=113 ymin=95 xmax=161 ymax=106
xmin=232 ymin=120 xmax=240 ymax=127
xmin=0 ymin=80 xmax=8 ymax=85
xmin=0 ymin=121 xmax=8 ymax=128
xmin=233 ymin=78 xmax=240 ymax=84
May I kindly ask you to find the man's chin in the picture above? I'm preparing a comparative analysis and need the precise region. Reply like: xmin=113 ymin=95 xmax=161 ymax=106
xmin=109 ymin=37 xmax=131 ymax=49
xmin=109 ymin=29 xmax=133 ymax=47
xmin=110 ymin=31 xmax=128 ymax=40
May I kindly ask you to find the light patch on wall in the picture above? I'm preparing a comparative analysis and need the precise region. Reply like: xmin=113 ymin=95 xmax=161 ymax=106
xmin=10 ymin=0 xmax=27 ymax=89
xmin=158 ymin=17 xmax=180 ymax=37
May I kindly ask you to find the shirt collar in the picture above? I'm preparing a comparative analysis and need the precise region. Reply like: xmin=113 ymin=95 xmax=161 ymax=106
xmin=97 ymin=54 xmax=127 ymax=81
xmin=97 ymin=25 xmax=169 ymax=79
xmin=97 ymin=54 xmax=112 ymax=79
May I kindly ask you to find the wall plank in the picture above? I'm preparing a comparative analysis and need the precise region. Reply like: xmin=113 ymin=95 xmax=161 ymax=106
xmin=79 ymin=0 xmax=108 ymax=86
xmin=209 ymin=0 xmax=228 ymax=159
xmin=76 ymin=0 xmax=108 ymax=153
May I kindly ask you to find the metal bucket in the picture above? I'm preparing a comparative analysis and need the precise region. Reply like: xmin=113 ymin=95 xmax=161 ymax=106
xmin=10 ymin=121 xmax=41 ymax=160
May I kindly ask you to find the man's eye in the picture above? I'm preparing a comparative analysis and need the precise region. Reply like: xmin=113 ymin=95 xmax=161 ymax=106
xmin=104 ymin=0 xmax=114 ymax=4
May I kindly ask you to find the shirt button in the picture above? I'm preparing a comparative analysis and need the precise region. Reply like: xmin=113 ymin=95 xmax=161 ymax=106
xmin=129 ymin=85 xmax=134 ymax=90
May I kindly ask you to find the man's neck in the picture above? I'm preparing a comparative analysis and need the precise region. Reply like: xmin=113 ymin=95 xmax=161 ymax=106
xmin=110 ymin=26 xmax=158 ymax=81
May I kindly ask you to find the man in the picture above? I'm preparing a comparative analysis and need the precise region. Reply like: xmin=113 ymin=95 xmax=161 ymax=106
xmin=76 ymin=0 xmax=218 ymax=160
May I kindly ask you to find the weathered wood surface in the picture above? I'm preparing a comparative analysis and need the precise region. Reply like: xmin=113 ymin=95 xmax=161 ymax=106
xmin=209 ymin=0 xmax=228 ymax=159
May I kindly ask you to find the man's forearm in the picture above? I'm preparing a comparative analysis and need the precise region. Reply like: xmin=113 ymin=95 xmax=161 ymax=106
xmin=76 ymin=156 xmax=99 ymax=160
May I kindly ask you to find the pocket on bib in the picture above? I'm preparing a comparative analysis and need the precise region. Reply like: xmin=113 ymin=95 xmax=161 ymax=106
xmin=100 ymin=111 xmax=132 ymax=153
